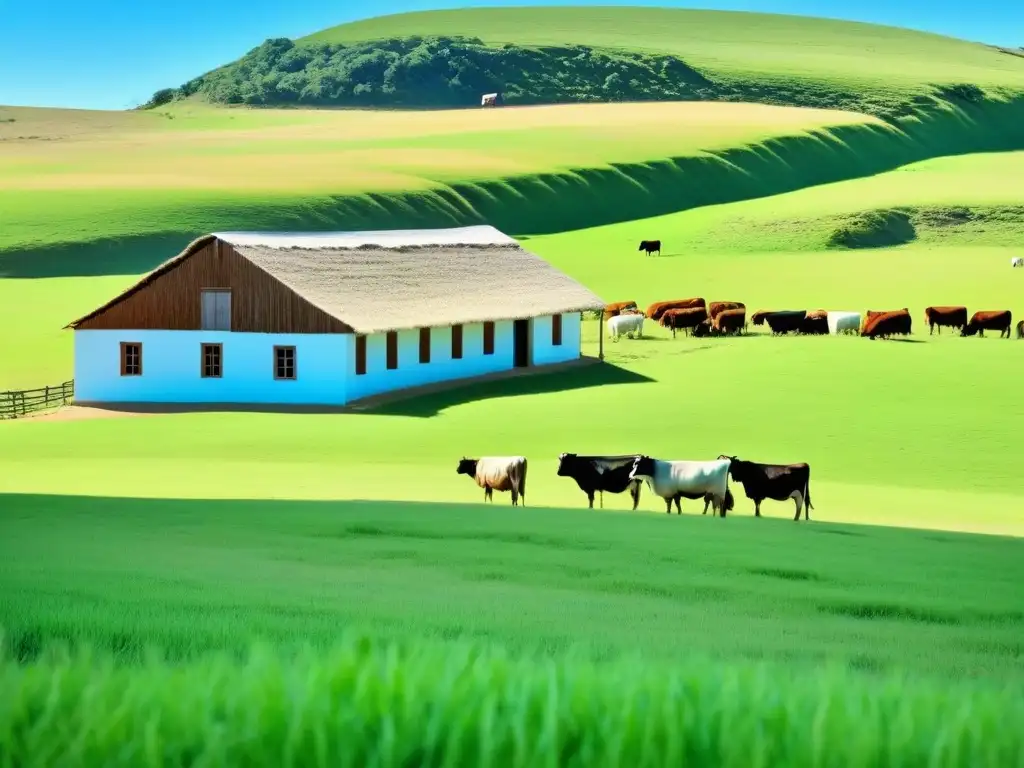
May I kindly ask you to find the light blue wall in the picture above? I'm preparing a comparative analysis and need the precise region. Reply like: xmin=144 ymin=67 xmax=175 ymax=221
xmin=346 ymin=321 xmax=515 ymax=403
xmin=531 ymin=313 xmax=582 ymax=366
xmin=73 ymin=330 xmax=350 ymax=405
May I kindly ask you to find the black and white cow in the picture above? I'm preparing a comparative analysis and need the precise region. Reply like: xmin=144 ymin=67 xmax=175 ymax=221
xmin=718 ymin=455 xmax=813 ymax=520
xmin=556 ymin=453 xmax=645 ymax=509
xmin=628 ymin=456 xmax=734 ymax=516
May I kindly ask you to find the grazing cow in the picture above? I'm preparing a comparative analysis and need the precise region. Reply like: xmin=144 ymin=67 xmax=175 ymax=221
xmin=719 ymin=455 xmax=814 ymax=521
xmin=638 ymin=239 xmax=661 ymax=256
xmin=826 ymin=311 xmax=861 ymax=335
xmin=962 ymin=310 xmax=1012 ymax=338
xmin=751 ymin=310 xmax=771 ymax=326
xmin=800 ymin=310 xmax=829 ymax=336
xmin=646 ymin=298 xmax=706 ymax=322
xmin=713 ymin=307 xmax=746 ymax=335
xmin=764 ymin=310 xmax=807 ymax=335
xmin=861 ymin=309 xmax=911 ymax=340
xmin=923 ymin=306 xmax=968 ymax=335
xmin=456 ymin=456 xmax=527 ymax=506
xmin=556 ymin=453 xmax=644 ymax=509
xmin=660 ymin=307 xmax=709 ymax=337
xmin=604 ymin=301 xmax=639 ymax=319
xmin=1018 ymin=320 xmax=1024 ymax=339
xmin=692 ymin=319 xmax=713 ymax=338
xmin=608 ymin=312 xmax=644 ymax=341
xmin=628 ymin=456 xmax=734 ymax=517
xmin=708 ymin=301 xmax=745 ymax=321
xmin=1012 ymin=257 xmax=1023 ymax=267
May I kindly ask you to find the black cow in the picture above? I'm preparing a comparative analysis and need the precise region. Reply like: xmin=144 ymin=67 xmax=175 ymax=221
xmin=718 ymin=455 xmax=814 ymax=521
xmin=638 ymin=239 xmax=661 ymax=256
xmin=556 ymin=453 xmax=643 ymax=509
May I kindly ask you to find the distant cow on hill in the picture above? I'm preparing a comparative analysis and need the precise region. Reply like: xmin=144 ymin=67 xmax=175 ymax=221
xmin=1012 ymin=257 xmax=1023 ymax=267
xmin=646 ymin=298 xmax=705 ymax=321
xmin=719 ymin=455 xmax=814 ymax=521
xmin=713 ymin=308 xmax=746 ymax=335
xmin=924 ymin=306 xmax=968 ymax=335
xmin=862 ymin=309 xmax=911 ymax=340
xmin=456 ymin=456 xmax=527 ymax=506
xmin=763 ymin=310 xmax=807 ymax=335
xmin=638 ymin=239 xmax=661 ymax=256
xmin=962 ymin=310 xmax=1012 ymax=338
xmin=661 ymin=307 xmax=708 ymax=337
xmin=603 ymin=301 xmax=639 ymax=319
xmin=557 ymin=453 xmax=643 ymax=509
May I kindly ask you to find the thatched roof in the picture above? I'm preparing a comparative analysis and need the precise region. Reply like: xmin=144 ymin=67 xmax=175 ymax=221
xmin=67 ymin=226 xmax=606 ymax=334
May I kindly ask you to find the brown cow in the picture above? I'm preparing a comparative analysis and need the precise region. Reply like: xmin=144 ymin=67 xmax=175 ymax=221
xmin=708 ymin=301 xmax=746 ymax=321
xmin=962 ymin=310 xmax=1012 ymax=338
xmin=603 ymin=301 xmax=639 ymax=320
xmin=661 ymin=307 xmax=709 ymax=337
xmin=862 ymin=309 xmax=911 ymax=340
xmin=860 ymin=310 xmax=887 ymax=334
xmin=713 ymin=308 xmax=746 ymax=335
xmin=923 ymin=306 xmax=968 ymax=335
xmin=646 ymin=298 xmax=706 ymax=322
xmin=1017 ymin=320 xmax=1024 ymax=339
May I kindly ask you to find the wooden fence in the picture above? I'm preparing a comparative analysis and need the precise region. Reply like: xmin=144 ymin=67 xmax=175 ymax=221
xmin=0 ymin=380 xmax=74 ymax=419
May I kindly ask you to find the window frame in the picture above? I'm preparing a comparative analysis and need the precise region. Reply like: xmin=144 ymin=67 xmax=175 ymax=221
xmin=200 ymin=288 xmax=232 ymax=331
xmin=483 ymin=321 xmax=495 ymax=355
xmin=419 ymin=327 xmax=431 ymax=364
xmin=273 ymin=345 xmax=297 ymax=381
xmin=552 ymin=313 xmax=563 ymax=346
xmin=200 ymin=343 xmax=223 ymax=379
xmin=120 ymin=341 xmax=142 ymax=377
xmin=386 ymin=331 xmax=399 ymax=370
xmin=355 ymin=335 xmax=367 ymax=376
xmin=451 ymin=324 xmax=463 ymax=360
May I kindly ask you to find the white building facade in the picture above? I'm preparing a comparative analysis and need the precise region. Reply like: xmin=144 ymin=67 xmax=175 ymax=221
xmin=67 ymin=227 xmax=602 ymax=408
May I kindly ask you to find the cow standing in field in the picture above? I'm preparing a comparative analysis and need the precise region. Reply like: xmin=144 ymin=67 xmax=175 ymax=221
xmin=962 ymin=310 xmax=1013 ymax=338
xmin=800 ymin=310 xmax=829 ymax=336
xmin=646 ymin=298 xmax=706 ymax=322
xmin=1012 ymin=257 xmax=1023 ymax=267
xmin=763 ymin=311 xmax=806 ymax=335
xmin=661 ymin=307 xmax=708 ymax=337
xmin=826 ymin=311 xmax=861 ymax=335
xmin=608 ymin=311 xmax=644 ymax=341
xmin=708 ymin=301 xmax=745 ymax=321
xmin=604 ymin=301 xmax=638 ymax=320
xmin=924 ymin=306 xmax=968 ymax=335
xmin=718 ymin=455 xmax=814 ymax=521
xmin=456 ymin=456 xmax=527 ymax=506
xmin=713 ymin=307 xmax=746 ymax=335
xmin=861 ymin=309 xmax=911 ymax=340
xmin=556 ymin=453 xmax=645 ymax=509
xmin=628 ymin=456 xmax=734 ymax=517
xmin=638 ymin=240 xmax=661 ymax=256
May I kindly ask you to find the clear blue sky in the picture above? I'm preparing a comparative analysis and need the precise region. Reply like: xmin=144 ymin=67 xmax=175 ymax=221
xmin=0 ymin=0 xmax=1018 ymax=110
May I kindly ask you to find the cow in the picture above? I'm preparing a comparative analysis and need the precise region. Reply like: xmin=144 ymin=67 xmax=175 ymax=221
xmin=660 ymin=307 xmax=708 ymax=337
xmin=638 ymin=240 xmax=661 ymax=256
xmin=481 ymin=92 xmax=502 ymax=107
xmin=608 ymin=312 xmax=644 ymax=341
xmin=603 ymin=301 xmax=639 ymax=320
xmin=645 ymin=298 xmax=705 ymax=322
xmin=556 ymin=453 xmax=644 ymax=510
xmin=691 ymin=319 xmax=713 ymax=338
xmin=708 ymin=301 xmax=745 ymax=321
xmin=860 ymin=310 xmax=887 ymax=334
xmin=962 ymin=310 xmax=1012 ymax=338
xmin=456 ymin=456 xmax=527 ymax=506
xmin=628 ymin=456 xmax=734 ymax=517
xmin=826 ymin=311 xmax=861 ymax=335
xmin=1012 ymin=257 xmax=1023 ymax=267
xmin=718 ymin=455 xmax=814 ymax=521
xmin=861 ymin=309 xmax=911 ymax=340
xmin=923 ymin=306 xmax=968 ymax=335
xmin=763 ymin=311 xmax=806 ymax=335
xmin=800 ymin=310 xmax=829 ymax=336
xmin=713 ymin=307 xmax=746 ymax=335
xmin=751 ymin=310 xmax=771 ymax=326
xmin=1018 ymin=320 xmax=1024 ymax=339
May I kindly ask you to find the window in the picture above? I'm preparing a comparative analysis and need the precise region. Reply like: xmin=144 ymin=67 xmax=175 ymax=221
xmin=120 ymin=342 xmax=142 ymax=376
xmin=201 ymin=343 xmax=222 ymax=378
xmin=552 ymin=314 xmax=563 ymax=346
xmin=386 ymin=331 xmax=398 ymax=370
xmin=201 ymin=289 xmax=232 ymax=331
xmin=355 ymin=335 xmax=367 ymax=375
xmin=451 ymin=324 xmax=463 ymax=359
xmin=483 ymin=321 xmax=495 ymax=355
xmin=419 ymin=328 xmax=431 ymax=364
xmin=274 ymin=346 xmax=296 ymax=380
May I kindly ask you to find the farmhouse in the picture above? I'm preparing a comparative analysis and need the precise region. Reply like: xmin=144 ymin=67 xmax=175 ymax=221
xmin=65 ymin=226 xmax=606 ymax=407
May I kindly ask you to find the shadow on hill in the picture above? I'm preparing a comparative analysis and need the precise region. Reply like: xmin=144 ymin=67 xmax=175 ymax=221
xmin=3 ymin=92 xmax=1024 ymax=279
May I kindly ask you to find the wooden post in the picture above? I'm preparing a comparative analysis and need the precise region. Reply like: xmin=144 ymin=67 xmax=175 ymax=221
xmin=598 ymin=312 xmax=605 ymax=361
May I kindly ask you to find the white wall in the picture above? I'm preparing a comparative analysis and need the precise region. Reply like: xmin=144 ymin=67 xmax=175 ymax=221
xmin=73 ymin=330 xmax=351 ymax=405
xmin=346 ymin=321 xmax=515 ymax=403
xmin=531 ymin=313 xmax=581 ymax=366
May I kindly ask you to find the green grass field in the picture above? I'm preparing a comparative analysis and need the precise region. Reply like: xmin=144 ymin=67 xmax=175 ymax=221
xmin=3 ymin=6 xmax=1024 ymax=763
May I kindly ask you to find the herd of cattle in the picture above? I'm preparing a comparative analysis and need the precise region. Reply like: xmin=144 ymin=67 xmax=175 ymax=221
xmin=456 ymin=454 xmax=813 ymax=520
xmin=604 ymin=299 xmax=1021 ymax=341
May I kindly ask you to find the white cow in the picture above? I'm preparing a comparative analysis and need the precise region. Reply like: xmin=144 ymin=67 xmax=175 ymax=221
xmin=827 ymin=310 xmax=862 ymax=335
xmin=629 ymin=456 xmax=734 ymax=516
xmin=1012 ymin=257 xmax=1023 ymax=268
xmin=608 ymin=312 xmax=644 ymax=341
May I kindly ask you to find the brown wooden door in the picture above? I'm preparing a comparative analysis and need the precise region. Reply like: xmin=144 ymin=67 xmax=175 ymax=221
xmin=513 ymin=319 xmax=530 ymax=368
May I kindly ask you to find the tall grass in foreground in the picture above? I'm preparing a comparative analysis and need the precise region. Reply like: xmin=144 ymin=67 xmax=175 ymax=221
xmin=1 ymin=633 xmax=1021 ymax=767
